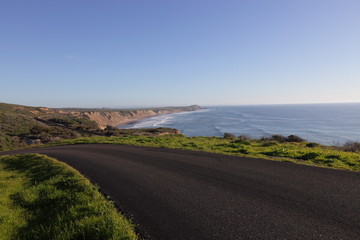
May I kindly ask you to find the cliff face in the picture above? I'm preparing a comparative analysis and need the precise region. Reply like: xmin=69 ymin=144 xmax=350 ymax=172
xmin=0 ymin=102 xmax=202 ymax=130
xmin=68 ymin=105 xmax=202 ymax=129
xmin=81 ymin=110 xmax=157 ymax=129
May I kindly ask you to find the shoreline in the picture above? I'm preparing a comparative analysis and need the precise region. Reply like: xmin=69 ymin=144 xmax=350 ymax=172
xmin=116 ymin=108 xmax=206 ymax=129
xmin=115 ymin=116 xmax=157 ymax=128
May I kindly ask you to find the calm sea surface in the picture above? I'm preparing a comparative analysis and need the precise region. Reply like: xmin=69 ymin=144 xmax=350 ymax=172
xmin=119 ymin=103 xmax=360 ymax=145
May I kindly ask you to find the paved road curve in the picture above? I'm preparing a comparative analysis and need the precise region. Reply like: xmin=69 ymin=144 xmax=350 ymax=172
xmin=3 ymin=144 xmax=359 ymax=239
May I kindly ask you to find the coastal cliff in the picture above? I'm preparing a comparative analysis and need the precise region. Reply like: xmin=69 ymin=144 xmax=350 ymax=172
xmin=0 ymin=102 xmax=202 ymax=150
xmin=0 ymin=102 xmax=201 ymax=129
xmin=63 ymin=105 xmax=202 ymax=129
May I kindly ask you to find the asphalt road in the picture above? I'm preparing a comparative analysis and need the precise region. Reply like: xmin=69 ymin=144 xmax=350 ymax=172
xmin=3 ymin=144 xmax=359 ymax=239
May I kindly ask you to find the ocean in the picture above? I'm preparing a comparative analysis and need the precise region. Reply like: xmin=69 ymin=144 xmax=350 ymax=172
xmin=119 ymin=103 xmax=360 ymax=145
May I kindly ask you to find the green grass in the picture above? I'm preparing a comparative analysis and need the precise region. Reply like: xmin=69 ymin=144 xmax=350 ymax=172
xmin=47 ymin=135 xmax=360 ymax=171
xmin=0 ymin=154 xmax=138 ymax=240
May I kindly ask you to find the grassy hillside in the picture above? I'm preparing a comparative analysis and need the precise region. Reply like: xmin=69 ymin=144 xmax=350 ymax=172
xmin=0 ymin=107 xmax=85 ymax=151
xmin=0 ymin=154 xmax=138 ymax=240
xmin=47 ymin=134 xmax=360 ymax=171
xmin=0 ymin=103 xmax=40 ymax=116
xmin=0 ymin=103 xmax=94 ymax=151
xmin=0 ymin=102 xmax=183 ymax=151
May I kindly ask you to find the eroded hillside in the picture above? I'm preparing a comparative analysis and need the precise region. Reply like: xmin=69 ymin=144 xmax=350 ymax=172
xmin=0 ymin=102 xmax=201 ymax=151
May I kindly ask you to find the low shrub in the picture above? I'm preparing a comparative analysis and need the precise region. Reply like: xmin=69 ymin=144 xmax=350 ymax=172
xmin=182 ymin=142 xmax=200 ymax=148
xmin=224 ymin=146 xmax=249 ymax=154
xmin=262 ymin=148 xmax=291 ymax=157
xmin=236 ymin=147 xmax=249 ymax=154
xmin=261 ymin=141 xmax=278 ymax=147
xmin=232 ymin=139 xmax=251 ymax=145
xmin=270 ymin=135 xmax=288 ymax=143
xmin=306 ymin=142 xmax=319 ymax=148
xmin=261 ymin=134 xmax=305 ymax=143
xmin=238 ymin=135 xmax=253 ymax=141
xmin=260 ymin=136 xmax=272 ymax=142
xmin=287 ymin=135 xmax=305 ymax=142
xmin=297 ymin=152 xmax=321 ymax=160
xmin=223 ymin=132 xmax=236 ymax=140
xmin=104 ymin=125 xmax=118 ymax=131
xmin=342 ymin=141 xmax=360 ymax=152
xmin=326 ymin=154 xmax=342 ymax=160
xmin=227 ymin=143 xmax=239 ymax=148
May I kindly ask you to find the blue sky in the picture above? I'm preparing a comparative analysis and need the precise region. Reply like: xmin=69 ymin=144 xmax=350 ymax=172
xmin=1 ymin=0 xmax=359 ymax=108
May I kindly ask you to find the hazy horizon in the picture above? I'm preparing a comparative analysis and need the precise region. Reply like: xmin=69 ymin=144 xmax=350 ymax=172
xmin=2 ymin=100 xmax=360 ymax=110
xmin=1 ymin=1 xmax=359 ymax=107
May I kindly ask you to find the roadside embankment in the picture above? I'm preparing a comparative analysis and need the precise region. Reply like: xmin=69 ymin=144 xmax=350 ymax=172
xmin=45 ymin=134 xmax=360 ymax=171
xmin=4 ymin=144 xmax=359 ymax=239
xmin=0 ymin=153 xmax=138 ymax=240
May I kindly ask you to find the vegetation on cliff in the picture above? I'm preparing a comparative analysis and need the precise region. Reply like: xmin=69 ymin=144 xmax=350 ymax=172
xmin=0 ymin=102 xmax=198 ymax=151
